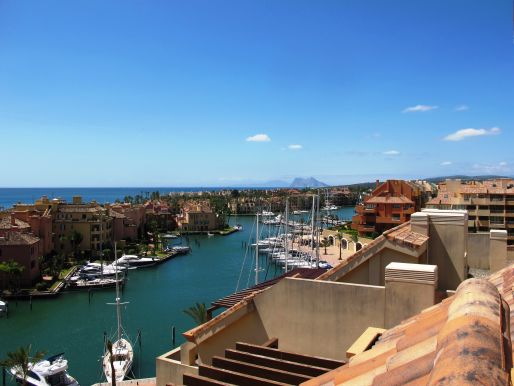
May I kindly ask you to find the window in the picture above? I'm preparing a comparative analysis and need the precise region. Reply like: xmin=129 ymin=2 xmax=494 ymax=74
xmin=31 ymin=260 xmax=35 ymax=269
xmin=392 ymin=204 xmax=401 ymax=209
xmin=490 ymin=216 xmax=504 ymax=224
xmin=463 ymin=195 xmax=470 ymax=201
xmin=392 ymin=214 xmax=400 ymax=221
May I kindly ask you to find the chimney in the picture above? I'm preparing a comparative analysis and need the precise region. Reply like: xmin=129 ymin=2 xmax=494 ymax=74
xmin=72 ymin=196 xmax=82 ymax=205
xmin=385 ymin=262 xmax=438 ymax=328
xmin=376 ymin=179 xmax=380 ymax=188
xmin=11 ymin=216 xmax=16 ymax=226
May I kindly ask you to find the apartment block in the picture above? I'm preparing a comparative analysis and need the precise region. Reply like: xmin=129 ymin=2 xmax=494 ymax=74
xmin=352 ymin=179 xmax=433 ymax=236
xmin=177 ymin=201 xmax=221 ymax=232
xmin=426 ymin=178 xmax=514 ymax=245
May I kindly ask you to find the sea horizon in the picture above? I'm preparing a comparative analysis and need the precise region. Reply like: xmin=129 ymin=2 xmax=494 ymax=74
xmin=0 ymin=186 xmax=287 ymax=210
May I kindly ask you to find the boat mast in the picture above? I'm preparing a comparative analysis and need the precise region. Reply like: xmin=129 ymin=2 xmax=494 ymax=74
xmin=311 ymin=195 xmax=315 ymax=254
xmin=285 ymin=197 xmax=289 ymax=273
xmin=316 ymin=194 xmax=320 ymax=268
xmin=115 ymin=242 xmax=121 ymax=343
xmin=255 ymin=213 xmax=259 ymax=285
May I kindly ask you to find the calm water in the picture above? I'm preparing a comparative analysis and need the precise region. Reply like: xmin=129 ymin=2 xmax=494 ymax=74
xmin=0 ymin=201 xmax=354 ymax=385
xmin=0 ymin=187 xmax=273 ymax=210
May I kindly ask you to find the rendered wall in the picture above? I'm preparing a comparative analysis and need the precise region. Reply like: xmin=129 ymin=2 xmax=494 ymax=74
xmin=156 ymin=347 xmax=198 ymax=386
xmin=254 ymin=278 xmax=386 ymax=360
xmin=195 ymin=308 xmax=269 ymax=365
xmin=424 ymin=212 xmax=468 ymax=290
xmin=467 ymin=233 xmax=490 ymax=270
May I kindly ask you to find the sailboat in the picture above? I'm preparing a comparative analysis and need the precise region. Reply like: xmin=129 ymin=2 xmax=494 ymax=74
xmin=103 ymin=243 xmax=133 ymax=383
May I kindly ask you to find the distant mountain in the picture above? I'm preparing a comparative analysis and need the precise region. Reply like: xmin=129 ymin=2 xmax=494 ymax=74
xmin=290 ymin=177 xmax=328 ymax=188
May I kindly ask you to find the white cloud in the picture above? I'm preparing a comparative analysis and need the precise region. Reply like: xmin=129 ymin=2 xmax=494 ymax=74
xmin=383 ymin=150 xmax=400 ymax=155
xmin=288 ymin=144 xmax=303 ymax=150
xmin=440 ymin=161 xmax=452 ymax=166
xmin=246 ymin=134 xmax=271 ymax=142
xmin=402 ymin=105 xmax=438 ymax=113
xmin=472 ymin=161 xmax=510 ymax=174
xmin=455 ymin=104 xmax=469 ymax=111
xmin=443 ymin=127 xmax=501 ymax=141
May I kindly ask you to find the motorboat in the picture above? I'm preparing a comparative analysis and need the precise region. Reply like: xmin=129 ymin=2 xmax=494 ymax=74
xmin=260 ymin=211 xmax=275 ymax=217
xmin=114 ymin=254 xmax=156 ymax=268
xmin=161 ymin=233 xmax=179 ymax=239
xmin=171 ymin=246 xmax=191 ymax=255
xmin=233 ymin=224 xmax=243 ymax=231
xmin=67 ymin=277 xmax=123 ymax=290
xmin=0 ymin=299 xmax=7 ymax=316
xmin=10 ymin=353 xmax=79 ymax=386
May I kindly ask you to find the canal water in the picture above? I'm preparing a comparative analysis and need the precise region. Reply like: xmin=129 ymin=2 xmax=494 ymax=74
xmin=0 ymin=207 xmax=354 ymax=385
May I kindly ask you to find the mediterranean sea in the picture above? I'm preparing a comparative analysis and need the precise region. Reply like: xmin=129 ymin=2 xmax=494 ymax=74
xmin=0 ymin=187 xmax=271 ymax=210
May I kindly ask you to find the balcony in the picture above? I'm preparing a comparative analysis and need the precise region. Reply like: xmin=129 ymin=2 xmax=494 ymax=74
xmin=477 ymin=219 xmax=489 ymax=227
xmin=376 ymin=216 xmax=402 ymax=224
xmin=477 ymin=209 xmax=490 ymax=216
xmin=358 ymin=225 xmax=376 ymax=233
xmin=472 ymin=198 xmax=489 ymax=205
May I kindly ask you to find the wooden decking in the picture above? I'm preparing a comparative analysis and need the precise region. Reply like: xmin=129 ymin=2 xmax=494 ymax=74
xmin=182 ymin=340 xmax=345 ymax=386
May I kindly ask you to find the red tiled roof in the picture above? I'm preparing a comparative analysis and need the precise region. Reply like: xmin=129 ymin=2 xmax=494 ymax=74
xmin=0 ymin=231 xmax=40 ymax=245
xmin=303 ymin=277 xmax=512 ymax=386
xmin=385 ymin=225 xmax=429 ymax=248
xmin=366 ymin=196 xmax=413 ymax=204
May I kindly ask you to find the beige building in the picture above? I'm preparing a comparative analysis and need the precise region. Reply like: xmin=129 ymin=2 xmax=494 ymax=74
xmin=52 ymin=196 xmax=112 ymax=257
xmin=426 ymin=178 xmax=514 ymax=245
xmin=156 ymin=208 xmax=514 ymax=385
xmin=177 ymin=202 xmax=221 ymax=232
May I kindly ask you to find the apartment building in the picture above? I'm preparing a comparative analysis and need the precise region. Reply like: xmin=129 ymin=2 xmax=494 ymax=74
xmin=426 ymin=178 xmax=514 ymax=245
xmin=52 ymin=196 xmax=112 ymax=256
xmin=352 ymin=179 xmax=433 ymax=236
xmin=177 ymin=201 xmax=221 ymax=232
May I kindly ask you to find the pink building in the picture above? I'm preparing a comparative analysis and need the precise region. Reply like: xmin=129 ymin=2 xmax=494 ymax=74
xmin=0 ymin=215 xmax=41 ymax=287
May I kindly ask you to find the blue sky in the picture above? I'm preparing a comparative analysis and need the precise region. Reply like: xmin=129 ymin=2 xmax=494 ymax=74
xmin=0 ymin=0 xmax=512 ymax=187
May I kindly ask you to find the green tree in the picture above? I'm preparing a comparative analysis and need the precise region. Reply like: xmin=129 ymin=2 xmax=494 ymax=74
xmin=0 ymin=345 xmax=46 ymax=386
xmin=70 ymin=230 xmax=83 ymax=261
xmin=183 ymin=302 xmax=209 ymax=325
xmin=0 ymin=260 xmax=24 ymax=293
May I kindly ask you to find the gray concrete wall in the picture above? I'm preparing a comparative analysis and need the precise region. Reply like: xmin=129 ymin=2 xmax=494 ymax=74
xmin=467 ymin=233 xmax=490 ymax=270
xmin=254 ymin=278 xmax=386 ymax=360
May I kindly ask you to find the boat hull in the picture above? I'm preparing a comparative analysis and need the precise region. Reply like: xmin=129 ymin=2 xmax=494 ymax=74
xmin=103 ymin=338 xmax=133 ymax=383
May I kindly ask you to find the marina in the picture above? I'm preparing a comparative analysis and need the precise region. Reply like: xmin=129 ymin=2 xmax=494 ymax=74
xmin=0 ymin=207 xmax=355 ymax=386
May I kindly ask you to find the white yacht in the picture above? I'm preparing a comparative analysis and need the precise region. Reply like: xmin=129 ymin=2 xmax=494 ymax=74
xmin=114 ymin=254 xmax=156 ymax=267
xmin=10 ymin=353 xmax=79 ymax=386
xmin=0 ymin=299 xmax=7 ymax=316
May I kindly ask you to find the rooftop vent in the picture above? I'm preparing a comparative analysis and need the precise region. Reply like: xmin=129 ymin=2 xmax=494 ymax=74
xmin=385 ymin=262 xmax=437 ymax=285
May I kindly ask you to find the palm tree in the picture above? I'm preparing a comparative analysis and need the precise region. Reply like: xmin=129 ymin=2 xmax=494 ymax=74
xmin=0 ymin=260 xmax=24 ymax=293
xmin=336 ymin=232 xmax=343 ymax=260
xmin=320 ymin=238 xmax=330 ymax=255
xmin=70 ymin=231 xmax=83 ymax=261
xmin=183 ymin=302 xmax=209 ymax=325
xmin=0 ymin=345 xmax=46 ymax=386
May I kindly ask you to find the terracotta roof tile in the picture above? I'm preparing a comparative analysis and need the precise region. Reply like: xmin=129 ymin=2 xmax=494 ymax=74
xmin=302 ymin=277 xmax=512 ymax=386
xmin=384 ymin=223 xmax=429 ymax=248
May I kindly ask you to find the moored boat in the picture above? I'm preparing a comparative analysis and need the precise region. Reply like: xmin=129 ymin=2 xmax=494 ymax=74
xmin=114 ymin=254 xmax=156 ymax=267
xmin=10 ymin=353 xmax=79 ymax=386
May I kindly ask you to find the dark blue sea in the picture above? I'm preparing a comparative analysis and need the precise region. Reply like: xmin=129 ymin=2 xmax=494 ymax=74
xmin=0 ymin=187 xmax=256 ymax=210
